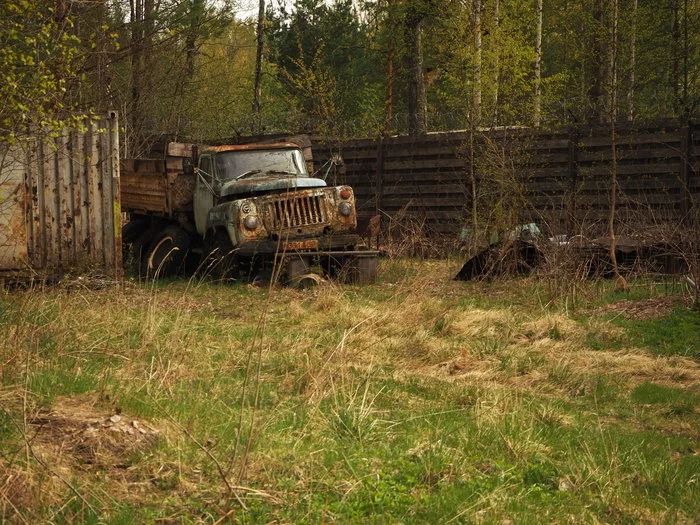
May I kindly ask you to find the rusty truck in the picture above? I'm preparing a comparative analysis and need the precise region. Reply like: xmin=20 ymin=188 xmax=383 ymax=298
xmin=120 ymin=141 xmax=378 ymax=284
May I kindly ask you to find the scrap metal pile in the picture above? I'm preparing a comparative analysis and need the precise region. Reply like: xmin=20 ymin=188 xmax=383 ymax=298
xmin=455 ymin=224 xmax=690 ymax=281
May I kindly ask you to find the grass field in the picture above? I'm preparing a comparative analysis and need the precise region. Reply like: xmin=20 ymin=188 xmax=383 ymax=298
xmin=1 ymin=258 xmax=698 ymax=523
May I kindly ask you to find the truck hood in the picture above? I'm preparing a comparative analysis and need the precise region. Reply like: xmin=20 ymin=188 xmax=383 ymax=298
xmin=219 ymin=176 xmax=327 ymax=197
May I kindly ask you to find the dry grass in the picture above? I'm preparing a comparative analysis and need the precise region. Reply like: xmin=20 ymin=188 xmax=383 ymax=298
xmin=0 ymin=259 xmax=698 ymax=522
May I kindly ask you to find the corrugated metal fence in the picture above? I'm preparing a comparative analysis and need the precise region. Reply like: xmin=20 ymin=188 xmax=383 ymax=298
xmin=314 ymin=119 xmax=699 ymax=236
xmin=0 ymin=113 xmax=121 ymax=278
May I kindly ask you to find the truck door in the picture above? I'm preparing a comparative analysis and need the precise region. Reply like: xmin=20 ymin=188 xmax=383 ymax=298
xmin=194 ymin=155 xmax=215 ymax=236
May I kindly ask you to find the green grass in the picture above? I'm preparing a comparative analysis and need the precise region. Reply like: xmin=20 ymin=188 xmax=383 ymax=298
xmin=631 ymin=382 xmax=699 ymax=415
xmin=1 ymin=263 xmax=698 ymax=523
xmin=616 ymin=307 xmax=700 ymax=359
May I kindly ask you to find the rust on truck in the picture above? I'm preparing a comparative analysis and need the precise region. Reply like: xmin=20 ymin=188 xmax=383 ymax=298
xmin=0 ymin=114 xmax=122 ymax=278
xmin=120 ymin=158 xmax=194 ymax=215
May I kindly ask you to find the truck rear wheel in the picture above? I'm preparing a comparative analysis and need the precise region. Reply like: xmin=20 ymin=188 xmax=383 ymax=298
xmin=124 ymin=229 xmax=153 ymax=278
xmin=122 ymin=219 xmax=150 ymax=277
xmin=122 ymin=219 xmax=149 ymax=244
xmin=142 ymin=225 xmax=191 ymax=279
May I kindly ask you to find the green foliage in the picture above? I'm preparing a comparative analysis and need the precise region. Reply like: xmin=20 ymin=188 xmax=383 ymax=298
xmin=266 ymin=0 xmax=385 ymax=138
xmin=0 ymin=0 xmax=83 ymax=140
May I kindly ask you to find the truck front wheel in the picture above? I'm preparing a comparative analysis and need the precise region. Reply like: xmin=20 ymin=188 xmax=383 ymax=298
xmin=202 ymin=229 xmax=238 ymax=280
xmin=142 ymin=225 xmax=191 ymax=279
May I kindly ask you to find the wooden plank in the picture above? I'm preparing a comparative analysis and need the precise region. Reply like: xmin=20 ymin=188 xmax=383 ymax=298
xmin=577 ymin=147 xmax=681 ymax=162
xmin=382 ymin=158 xmax=467 ymax=170
xmin=381 ymin=209 xmax=465 ymax=220
xmin=57 ymin=130 xmax=73 ymax=267
xmin=383 ymin=183 xmax=468 ymax=195
xmin=524 ymin=181 xmax=575 ymax=192
xmin=99 ymin=128 xmax=114 ymax=268
xmin=41 ymin=136 xmax=54 ymax=267
xmin=512 ymin=153 xmax=573 ymax=165
xmin=344 ymin=161 xmax=377 ymax=172
xmin=577 ymin=162 xmax=681 ymax=176
xmin=71 ymin=130 xmax=85 ymax=261
xmin=383 ymin=144 xmax=464 ymax=158
xmin=517 ymin=165 xmax=574 ymax=178
xmin=517 ymin=137 xmax=571 ymax=150
xmin=310 ymin=121 xmax=695 ymax=233
xmin=578 ymin=131 xmax=682 ymax=148
xmin=166 ymin=142 xmax=196 ymax=157
xmin=574 ymin=194 xmax=682 ymax=206
xmin=26 ymin=138 xmax=40 ymax=265
xmin=526 ymin=195 xmax=570 ymax=207
xmin=382 ymin=172 xmax=468 ymax=184
xmin=381 ymin=197 xmax=467 ymax=207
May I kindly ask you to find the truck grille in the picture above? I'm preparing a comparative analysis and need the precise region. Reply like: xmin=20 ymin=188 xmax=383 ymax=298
xmin=269 ymin=194 xmax=327 ymax=229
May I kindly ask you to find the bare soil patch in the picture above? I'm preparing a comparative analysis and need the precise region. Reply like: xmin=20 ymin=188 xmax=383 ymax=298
xmin=29 ymin=394 xmax=161 ymax=470
xmin=593 ymin=296 xmax=687 ymax=320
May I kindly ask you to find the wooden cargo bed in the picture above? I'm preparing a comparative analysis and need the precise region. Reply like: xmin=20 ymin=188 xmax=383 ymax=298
xmin=120 ymin=158 xmax=195 ymax=215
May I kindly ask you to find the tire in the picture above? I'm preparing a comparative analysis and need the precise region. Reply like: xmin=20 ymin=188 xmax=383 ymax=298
xmin=122 ymin=219 xmax=149 ymax=244
xmin=201 ymin=229 xmax=238 ymax=280
xmin=142 ymin=225 xmax=191 ymax=279
xmin=122 ymin=220 xmax=149 ymax=276
xmin=124 ymin=229 xmax=154 ymax=278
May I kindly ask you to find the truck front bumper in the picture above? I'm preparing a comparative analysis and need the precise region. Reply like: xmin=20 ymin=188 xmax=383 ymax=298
xmin=234 ymin=233 xmax=362 ymax=257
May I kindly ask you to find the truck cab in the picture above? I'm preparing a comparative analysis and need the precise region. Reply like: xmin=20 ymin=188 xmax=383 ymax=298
xmin=195 ymin=143 xmax=360 ymax=257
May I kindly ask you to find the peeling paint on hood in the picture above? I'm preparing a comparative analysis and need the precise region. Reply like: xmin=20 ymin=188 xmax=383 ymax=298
xmin=219 ymin=176 xmax=327 ymax=197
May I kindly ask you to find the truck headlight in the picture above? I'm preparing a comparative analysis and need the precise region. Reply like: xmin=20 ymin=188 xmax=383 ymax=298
xmin=244 ymin=215 xmax=259 ymax=230
xmin=338 ymin=202 xmax=353 ymax=217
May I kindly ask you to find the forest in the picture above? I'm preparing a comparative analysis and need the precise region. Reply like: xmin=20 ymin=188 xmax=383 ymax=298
xmin=1 ymin=0 xmax=698 ymax=157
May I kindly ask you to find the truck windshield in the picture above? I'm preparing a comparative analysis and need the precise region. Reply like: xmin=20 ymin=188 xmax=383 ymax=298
xmin=214 ymin=149 xmax=307 ymax=181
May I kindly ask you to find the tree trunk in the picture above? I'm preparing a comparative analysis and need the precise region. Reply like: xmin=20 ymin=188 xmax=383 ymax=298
xmin=681 ymin=0 xmax=690 ymax=118
xmin=627 ymin=0 xmax=637 ymax=121
xmin=405 ymin=8 xmax=427 ymax=135
xmin=672 ymin=0 xmax=680 ymax=115
xmin=129 ymin=0 xmax=144 ymax=154
xmin=128 ymin=0 xmax=154 ymax=154
xmin=473 ymin=0 xmax=482 ymax=124
xmin=587 ymin=0 xmax=605 ymax=123
xmin=609 ymin=0 xmax=617 ymax=124
xmin=534 ymin=0 xmax=543 ymax=127
xmin=608 ymin=0 xmax=622 ymax=284
xmin=385 ymin=51 xmax=395 ymax=136
xmin=492 ymin=0 xmax=501 ymax=125
xmin=252 ymin=0 xmax=265 ymax=128
xmin=185 ymin=0 xmax=204 ymax=77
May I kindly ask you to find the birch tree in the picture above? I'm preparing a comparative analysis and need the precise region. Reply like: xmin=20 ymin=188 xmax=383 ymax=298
xmin=534 ymin=0 xmax=543 ymax=126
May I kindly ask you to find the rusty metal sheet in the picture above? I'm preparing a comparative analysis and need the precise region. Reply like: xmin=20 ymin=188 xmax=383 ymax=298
xmin=167 ymin=141 xmax=302 ymax=157
xmin=0 ymin=113 xmax=121 ymax=278
xmin=120 ymin=165 xmax=195 ymax=215
xmin=0 ymin=147 xmax=29 ymax=269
